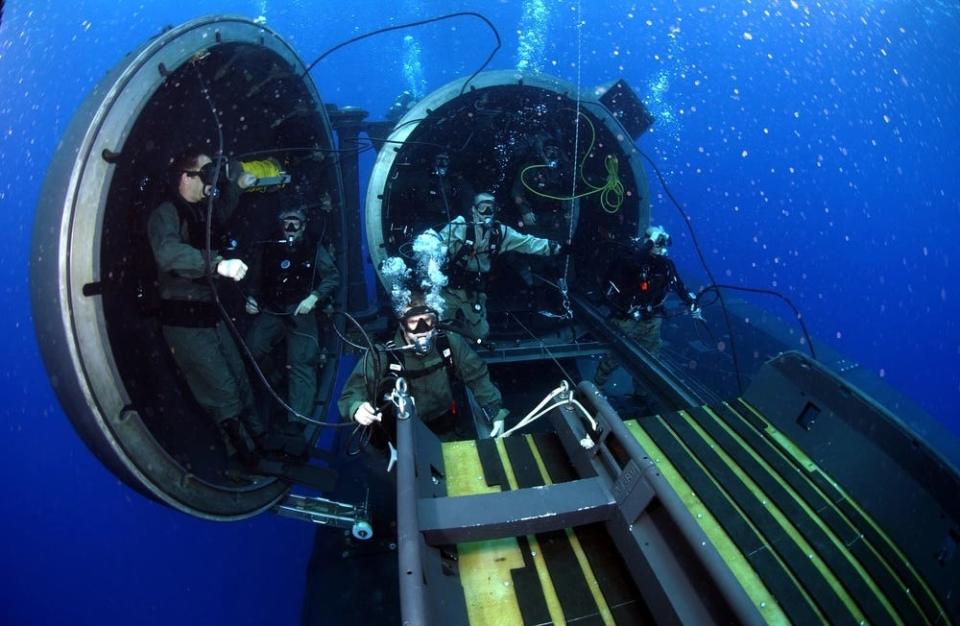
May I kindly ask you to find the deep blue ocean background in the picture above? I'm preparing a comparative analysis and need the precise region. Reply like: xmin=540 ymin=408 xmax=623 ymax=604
xmin=1 ymin=1 xmax=957 ymax=624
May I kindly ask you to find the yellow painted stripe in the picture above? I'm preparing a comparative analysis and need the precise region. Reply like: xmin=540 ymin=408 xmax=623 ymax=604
xmin=525 ymin=435 xmax=616 ymax=626
xmin=736 ymin=398 xmax=945 ymax=624
xmin=700 ymin=405 xmax=902 ymax=625
xmin=494 ymin=437 xmax=568 ymax=626
xmin=671 ymin=408 xmax=867 ymax=623
xmin=441 ymin=441 xmax=525 ymax=626
xmin=625 ymin=417 xmax=801 ymax=625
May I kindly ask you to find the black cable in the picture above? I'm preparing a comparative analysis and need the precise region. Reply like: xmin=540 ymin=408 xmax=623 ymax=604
xmin=638 ymin=149 xmax=746 ymax=394
xmin=699 ymin=284 xmax=817 ymax=360
xmin=301 ymin=12 xmax=500 ymax=98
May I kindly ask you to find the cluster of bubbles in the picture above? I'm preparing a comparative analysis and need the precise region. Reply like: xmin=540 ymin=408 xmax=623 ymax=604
xmin=381 ymin=230 xmax=448 ymax=318
xmin=516 ymin=0 xmax=550 ymax=73
xmin=402 ymin=34 xmax=427 ymax=100
xmin=381 ymin=257 xmax=413 ymax=317
xmin=411 ymin=229 xmax=448 ymax=316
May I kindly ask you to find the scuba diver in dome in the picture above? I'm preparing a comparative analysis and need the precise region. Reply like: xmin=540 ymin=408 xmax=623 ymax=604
xmin=244 ymin=201 xmax=340 ymax=455
xmin=338 ymin=291 xmax=510 ymax=443
xmin=593 ymin=225 xmax=701 ymax=394
xmin=436 ymin=192 xmax=564 ymax=341
xmin=147 ymin=147 xmax=265 ymax=468
xmin=510 ymin=135 xmax=577 ymax=239
xmin=394 ymin=152 xmax=475 ymax=227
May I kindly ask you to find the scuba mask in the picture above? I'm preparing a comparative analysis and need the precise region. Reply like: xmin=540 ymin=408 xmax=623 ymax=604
xmin=401 ymin=307 xmax=438 ymax=356
xmin=543 ymin=145 xmax=560 ymax=169
xmin=641 ymin=226 xmax=672 ymax=256
xmin=279 ymin=208 xmax=307 ymax=243
xmin=474 ymin=202 xmax=495 ymax=227
xmin=433 ymin=154 xmax=449 ymax=177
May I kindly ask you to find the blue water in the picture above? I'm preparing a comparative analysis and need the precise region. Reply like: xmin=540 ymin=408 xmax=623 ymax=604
xmin=0 ymin=1 xmax=957 ymax=624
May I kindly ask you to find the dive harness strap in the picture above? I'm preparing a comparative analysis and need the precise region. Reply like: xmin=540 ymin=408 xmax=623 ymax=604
xmin=385 ymin=334 xmax=455 ymax=381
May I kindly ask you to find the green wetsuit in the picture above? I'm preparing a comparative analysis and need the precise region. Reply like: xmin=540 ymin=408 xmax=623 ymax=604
xmin=245 ymin=235 xmax=340 ymax=422
xmin=436 ymin=215 xmax=556 ymax=340
xmin=338 ymin=329 xmax=502 ymax=436
xmin=147 ymin=172 xmax=264 ymax=438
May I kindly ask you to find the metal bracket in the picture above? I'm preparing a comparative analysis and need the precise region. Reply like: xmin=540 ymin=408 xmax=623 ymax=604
xmin=273 ymin=493 xmax=373 ymax=540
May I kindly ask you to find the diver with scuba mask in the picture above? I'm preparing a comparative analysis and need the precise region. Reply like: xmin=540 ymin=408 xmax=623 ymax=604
xmin=593 ymin=225 xmax=700 ymax=396
xmin=339 ymin=294 xmax=508 ymax=442
xmin=435 ymin=192 xmax=563 ymax=341
xmin=510 ymin=136 xmax=575 ymax=236
xmin=244 ymin=203 xmax=340 ymax=448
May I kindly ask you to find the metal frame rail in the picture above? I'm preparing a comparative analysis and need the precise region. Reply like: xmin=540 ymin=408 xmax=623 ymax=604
xmin=393 ymin=376 xmax=765 ymax=625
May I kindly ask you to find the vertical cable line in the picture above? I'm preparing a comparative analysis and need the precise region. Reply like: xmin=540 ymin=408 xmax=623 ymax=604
xmin=563 ymin=0 xmax=584 ymax=292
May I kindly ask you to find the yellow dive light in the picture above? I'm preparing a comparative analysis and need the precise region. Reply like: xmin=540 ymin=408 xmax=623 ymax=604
xmin=239 ymin=157 xmax=291 ymax=192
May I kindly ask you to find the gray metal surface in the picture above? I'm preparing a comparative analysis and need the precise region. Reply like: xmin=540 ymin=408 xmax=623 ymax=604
xmin=417 ymin=477 xmax=616 ymax=545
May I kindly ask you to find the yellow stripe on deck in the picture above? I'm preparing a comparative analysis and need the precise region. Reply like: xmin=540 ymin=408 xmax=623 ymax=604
xmin=624 ymin=419 xmax=790 ymax=625
xmin=525 ymin=437 xmax=616 ymax=626
xmin=442 ymin=441 xmax=525 ymax=626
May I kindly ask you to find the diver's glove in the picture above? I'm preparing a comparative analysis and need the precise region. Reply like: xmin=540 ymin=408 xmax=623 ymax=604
xmin=353 ymin=402 xmax=382 ymax=426
xmin=216 ymin=258 xmax=248 ymax=281
xmin=521 ymin=210 xmax=537 ymax=226
xmin=319 ymin=191 xmax=334 ymax=213
xmin=483 ymin=404 xmax=509 ymax=438
xmin=237 ymin=172 xmax=258 ymax=190
xmin=245 ymin=296 xmax=260 ymax=315
xmin=549 ymin=240 xmax=563 ymax=256
xmin=295 ymin=293 xmax=319 ymax=315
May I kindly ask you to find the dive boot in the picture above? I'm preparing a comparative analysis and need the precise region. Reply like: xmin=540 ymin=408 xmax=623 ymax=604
xmin=222 ymin=419 xmax=260 ymax=468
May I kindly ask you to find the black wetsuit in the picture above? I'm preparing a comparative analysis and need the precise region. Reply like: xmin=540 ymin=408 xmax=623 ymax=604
xmin=604 ymin=249 xmax=695 ymax=320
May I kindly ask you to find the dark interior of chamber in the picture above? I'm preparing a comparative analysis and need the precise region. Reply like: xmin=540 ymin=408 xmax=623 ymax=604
xmin=379 ymin=85 xmax=643 ymax=338
xmin=100 ymin=42 xmax=340 ymax=486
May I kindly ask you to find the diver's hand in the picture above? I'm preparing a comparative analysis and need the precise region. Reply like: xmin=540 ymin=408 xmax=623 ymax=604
xmin=319 ymin=191 xmax=333 ymax=213
xmin=690 ymin=303 xmax=704 ymax=321
xmin=521 ymin=210 xmax=537 ymax=226
xmin=237 ymin=172 xmax=258 ymax=189
xmin=216 ymin=259 xmax=248 ymax=281
xmin=487 ymin=407 xmax=509 ymax=437
xmin=245 ymin=296 xmax=260 ymax=315
xmin=295 ymin=293 xmax=319 ymax=315
xmin=354 ymin=402 xmax=382 ymax=426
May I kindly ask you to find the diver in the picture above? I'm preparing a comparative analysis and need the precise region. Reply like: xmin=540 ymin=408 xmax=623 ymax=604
xmin=510 ymin=135 xmax=577 ymax=239
xmin=435 ymin=192 xmax=563 ymax=341
xmin=593 ymin=225 xmax=700 ymax=393
xmin=244 ymin=203 xmax=340 ymax=455
xmin=147 ymin=147 xmax=264 ymax=467
xmin=391 ymin=152 xmax=475 ymax=228
xmin=338 ymin=292 xmax=509 ymax=442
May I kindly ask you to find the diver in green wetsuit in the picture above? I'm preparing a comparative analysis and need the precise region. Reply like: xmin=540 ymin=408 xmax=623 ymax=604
xmin=338 ymin=294 xmax=509 ymax=442
xmin=436 ymin=192 xmax=563 ymax=341
xmin=244 ymin=204 xmax=340 ymax=430
xmin=148 ymin=148 xmax=264 ymax=466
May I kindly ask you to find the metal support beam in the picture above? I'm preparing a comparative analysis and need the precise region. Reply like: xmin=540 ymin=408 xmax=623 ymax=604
xmin=327 ymin=105 xmax=369 ymax=313
xmin=569 ymin=381 xmax=766 ymax=626
xmin=417 ymin=477 xmax=617 ymax=545
xmin=394 ymin=378 xmax=430 ymax=625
